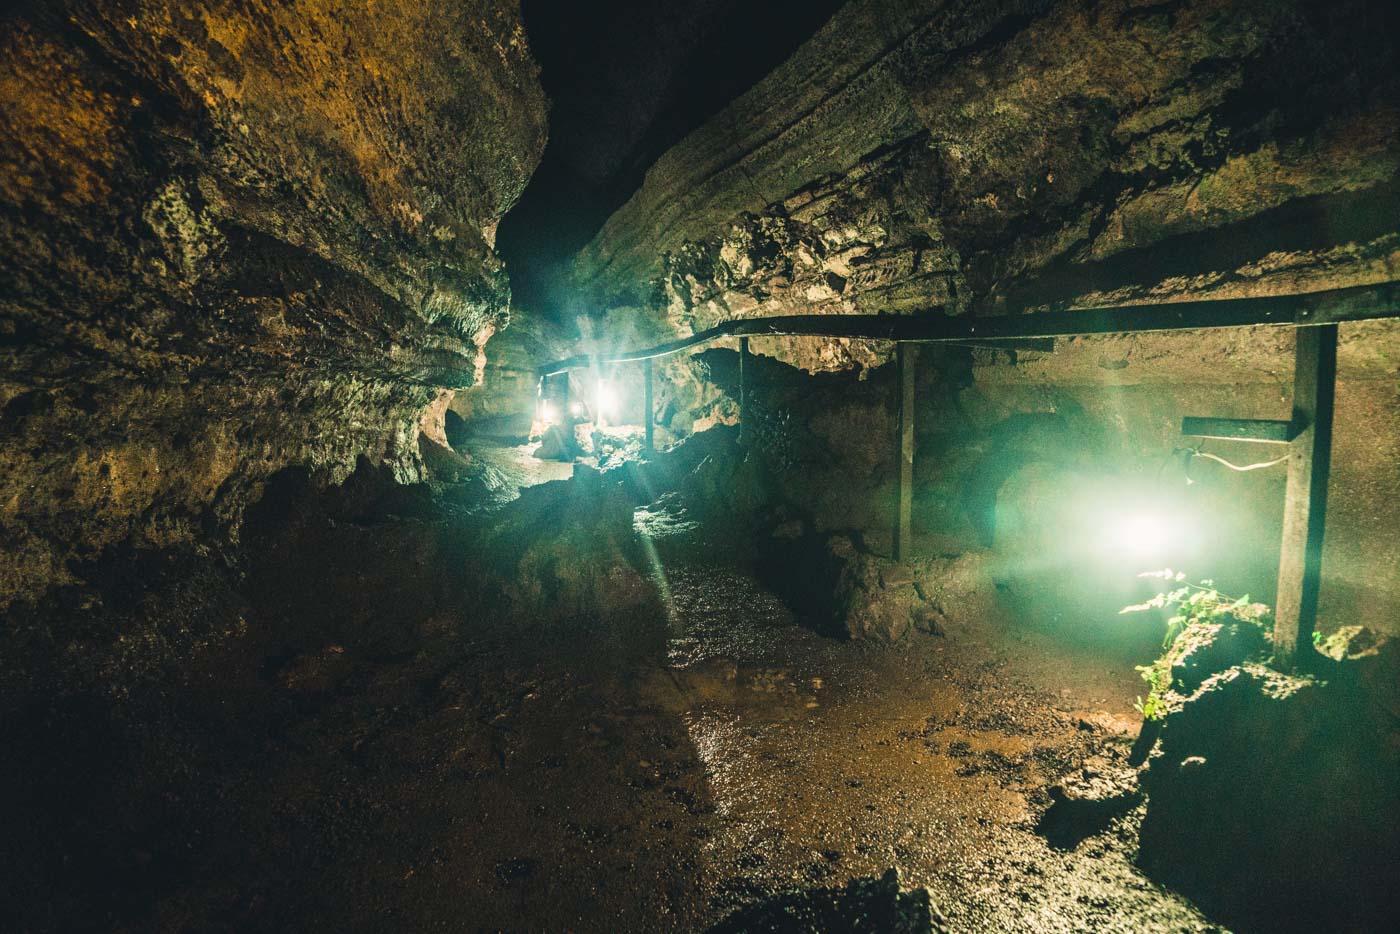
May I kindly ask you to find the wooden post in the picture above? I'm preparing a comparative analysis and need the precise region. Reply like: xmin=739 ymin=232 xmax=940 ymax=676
xmin=1273 ymin=324 xmax=1338 ymax=669
xmin=894 ymin=342 xmax=918 ymax=561
xmin=643 ymin=358 xmax=654 ymax=453
xmin=738 ymin=337 xmax=749 ymax=445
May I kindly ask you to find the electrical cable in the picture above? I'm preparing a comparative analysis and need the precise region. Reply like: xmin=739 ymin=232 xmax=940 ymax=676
xmin=1193 ymin=450 xmax=1290 ymax=472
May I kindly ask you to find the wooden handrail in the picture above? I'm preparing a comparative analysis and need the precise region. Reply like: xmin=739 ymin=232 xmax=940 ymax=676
xmin=537 ymin=281 xmax=1400 ymax=376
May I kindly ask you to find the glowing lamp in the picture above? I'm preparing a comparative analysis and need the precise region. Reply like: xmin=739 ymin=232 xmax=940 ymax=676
xmin=1110 ymin=511 xmax=1176 ymax=559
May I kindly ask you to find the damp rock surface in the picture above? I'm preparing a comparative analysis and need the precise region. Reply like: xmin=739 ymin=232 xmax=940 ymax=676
xmin=576 ymin=0 xmax=1400 ymax=325
xmin=1138 ymin=645 xmax=1400 ymax=932
xmin=0 ymin=1 xmax=548 ymax=613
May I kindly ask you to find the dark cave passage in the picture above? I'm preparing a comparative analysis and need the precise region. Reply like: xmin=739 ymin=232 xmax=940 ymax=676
xmin=497 ymin=0 xmax=848 ymax=323
xmin=3 ymin=1 xmax=1400 ymax=932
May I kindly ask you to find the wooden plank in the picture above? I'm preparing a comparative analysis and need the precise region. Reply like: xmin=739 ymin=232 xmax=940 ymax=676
xmin=894 ymin=343 xmax=918 ymax=561
xmin=537 ymin=282 xmax=1400 ymax=375
xmin=737 ymin=336 xmax=749 ymax=446
xmin=1273 ymin=324 xmax=1338 ymax=669
xmin=1181 ymin=417 xmax=1294 ymax=444
xmin=643 ymin=358 xmax=654 ymax=453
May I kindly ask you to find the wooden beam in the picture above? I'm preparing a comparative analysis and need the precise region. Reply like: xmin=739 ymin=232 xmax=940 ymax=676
xmin=1181 ymin=417 xmax=1295 ymax=444
xmin=643 ymin=358 xmax=654 ymax=453
xmin=945 ymin=338 xmax=1058 ymax=353
xmin=894 ymin=343 xmax=918 ymax=561
xmin=538 ymin=282 xmax=1400 ymax=375
xmin=737 ymin=336 xmax=749 ymax=446
xmin=1273 ymin=324 xmax=1338 ymax=670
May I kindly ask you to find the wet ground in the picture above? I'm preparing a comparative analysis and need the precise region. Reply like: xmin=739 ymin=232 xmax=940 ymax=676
xmin=204 ymin=437 xmax=1212 ymax=932
xmin=619 ymin=505 xmax=1213 ymax=933
xmin=8 ymin=437 xmax=1221 ymax=932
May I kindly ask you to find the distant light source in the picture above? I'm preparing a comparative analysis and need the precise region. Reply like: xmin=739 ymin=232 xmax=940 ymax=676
xmin=538 ymin=400 xmax=557 ymax=425
xmin=595 ymin=380 xmax=620 ymax=421
xmin=570 ymin=402 xmax=584 ymax=417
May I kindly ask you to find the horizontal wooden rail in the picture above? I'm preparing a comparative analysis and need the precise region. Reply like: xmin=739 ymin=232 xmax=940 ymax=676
xmin=537 ymin=281 xmax=1400 ymax=376
xmin=1182 ymin=417 xmax=1295 ymax=444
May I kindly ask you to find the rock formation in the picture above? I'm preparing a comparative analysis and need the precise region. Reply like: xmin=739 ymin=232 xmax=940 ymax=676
xmin=567 ymin=0 xmax=1400 ymax=635
xmin=0 ymin=1 xmax=547 ymax=610
xmin=577 ymin=0 xmax=1399 ymax=332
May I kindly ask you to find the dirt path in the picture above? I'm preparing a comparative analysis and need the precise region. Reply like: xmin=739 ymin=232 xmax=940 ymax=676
xmin=612 ymin=506 xmax=1216 ymax=932
xmin=21 ymin=444 xmax=1217 ymax=932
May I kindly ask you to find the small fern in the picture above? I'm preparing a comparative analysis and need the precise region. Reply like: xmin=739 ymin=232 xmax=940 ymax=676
xmin=1122 ymin=569 xmax=1271 ymax=720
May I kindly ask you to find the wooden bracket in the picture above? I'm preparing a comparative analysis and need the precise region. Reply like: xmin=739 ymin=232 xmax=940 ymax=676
xmin=643 ymin=358 xmax=654 ymax=453
xmin=1181 ymin=330 xmax=1338 ymax=668
xmin=1181 ymin=417 xmax=1295 ymax=444
xmin=737 ymin=336 xmax=750 ymax=446
xmin=894 ymin=343 xmax=918 ymax=561
xmin=1273 ymin=325 xmax=1338 ymax=669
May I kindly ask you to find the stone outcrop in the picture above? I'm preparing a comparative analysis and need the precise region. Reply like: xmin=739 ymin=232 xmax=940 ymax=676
xmin=823 ymin=535 xmax=997 ymax=642
xmin=1137 ymin=643 xmax=1400 ymax=932
xmin=575 ymin=0 xmax=1399 ymax=373
xmin=0 ymin=1 xmax=548 ymax=609
xmin=564 ymin=1 xmax=1400 ymax=638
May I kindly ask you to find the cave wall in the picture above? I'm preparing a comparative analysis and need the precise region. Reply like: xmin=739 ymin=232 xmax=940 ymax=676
xmin=571 ymin=0 xmax=1400 ymax=633
xmin=576 ymin=0 xmax=1399 ymax=329
xmin=945 ymin=323 xmax=1400 ymax=638
xmin=0 ymin=1 xmax=548 ymax=610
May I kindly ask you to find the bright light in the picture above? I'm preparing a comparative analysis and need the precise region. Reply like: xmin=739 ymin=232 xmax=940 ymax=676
xmin=595 ymin=380 xmax=620 ymax=421
xmin=570 ymin=402 xmax=584 ymax=417
xmin=538 ymin=401 xmax=557 ymax=425
xmin=1110 ymin=512 xmax=1174 ymax=558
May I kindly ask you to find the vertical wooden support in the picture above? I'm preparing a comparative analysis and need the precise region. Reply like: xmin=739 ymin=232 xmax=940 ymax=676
xmin=737 ymin=337 xmax=750 ymax=445
xmin=643 ymin=358 xmax=654 ymax=453
xmin=894 ymin=342 xmax=918 ymax=561
xmin=559 ymin=374 xmax=570 ymax=423
xmin=1273 ymin=324 xmax=1338 ymax=669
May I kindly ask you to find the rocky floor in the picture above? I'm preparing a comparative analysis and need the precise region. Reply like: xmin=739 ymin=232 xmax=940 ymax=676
xmin=5 ymin=439 xmax=1222 ymax=933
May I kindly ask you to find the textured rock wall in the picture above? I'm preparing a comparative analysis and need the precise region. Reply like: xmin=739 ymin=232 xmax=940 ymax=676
xmin=0 ymin=1 xmax=547 ymax=608
xmin=570 ymin=0 xmax=1400 ymax=632
xmin=576 ymin=0 xmax=1399 ymax=345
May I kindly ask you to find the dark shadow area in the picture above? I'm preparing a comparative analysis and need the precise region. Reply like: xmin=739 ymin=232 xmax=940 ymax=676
xmin=0 ymin=458 xmax=721 ymax=932
xmin=1136 ymin=648 xmax=1400 ymax=934
xmin=498 ymin=0 xmax=846 ymax=322
xmin=705 ymin=868 xmax=939 ymax=933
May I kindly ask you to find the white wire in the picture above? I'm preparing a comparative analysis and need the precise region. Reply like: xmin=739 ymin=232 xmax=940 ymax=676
xmin=1194 ymin=450 xmax=1290 ymax=472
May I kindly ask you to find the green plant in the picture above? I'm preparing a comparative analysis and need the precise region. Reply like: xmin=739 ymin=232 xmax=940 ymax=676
xmin=1134 ymin=663 xmax=1171 ymax=721
xmin=1121 ymin=569 xmax=1269 ymax=720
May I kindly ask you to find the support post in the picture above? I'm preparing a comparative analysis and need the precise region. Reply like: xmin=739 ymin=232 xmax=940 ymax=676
xmin=738 ymin=336 xmax=749 ymax=445
xmin=560 ymin=374 xmax=570 ymax=423
xmin=1273 ymin=325 xmax=1337 ymax=669
xmin=644 ymin=358 xmax=654 ymax=453
xmin=894 ymin=342 xmax=918 ymax=561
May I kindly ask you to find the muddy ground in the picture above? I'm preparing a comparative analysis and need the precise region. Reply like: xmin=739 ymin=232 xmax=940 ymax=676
xmin=3 ymin=438 xmax=1219 ymax=933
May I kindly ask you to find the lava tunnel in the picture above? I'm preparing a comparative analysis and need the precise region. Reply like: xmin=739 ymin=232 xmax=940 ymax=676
xmin=3 ymin=1 xmax=1399 ymax=931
